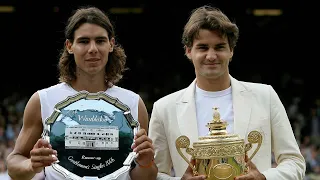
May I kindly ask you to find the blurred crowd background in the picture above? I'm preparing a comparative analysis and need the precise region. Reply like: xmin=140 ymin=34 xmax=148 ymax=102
xmin=0 ymin=0 xmax=318 ymax=179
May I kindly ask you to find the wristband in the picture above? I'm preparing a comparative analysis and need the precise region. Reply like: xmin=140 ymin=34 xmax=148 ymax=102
xmin=134 ymin=158 xmax=154 ymax=168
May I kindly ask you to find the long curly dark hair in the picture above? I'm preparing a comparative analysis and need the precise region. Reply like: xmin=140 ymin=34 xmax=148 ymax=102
xmin=58 ymin=6 xmax=127 ymax=87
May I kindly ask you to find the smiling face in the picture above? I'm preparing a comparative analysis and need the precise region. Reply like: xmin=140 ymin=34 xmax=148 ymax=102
xmin=185 ymin=29 xmax=233 ymax=82
xmin=66 ymin=23 xmax=114 ymax=77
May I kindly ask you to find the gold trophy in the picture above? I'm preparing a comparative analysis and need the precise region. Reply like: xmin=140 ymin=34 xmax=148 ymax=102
xmin=176 ymin=107 xmax=262 ymax=180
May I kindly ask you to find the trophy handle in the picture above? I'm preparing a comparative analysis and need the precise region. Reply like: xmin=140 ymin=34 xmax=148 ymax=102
xmin=175 ymin=135 xmax=198 ymax=176
xmin=244 ymin=130 xmax=263 ymax=160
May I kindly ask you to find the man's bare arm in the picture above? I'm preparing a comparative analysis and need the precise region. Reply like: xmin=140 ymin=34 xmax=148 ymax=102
xmin=130 ymin=97 xmax=158 ymax=180
xmin=6 ymin=92 xmax=48 ymax=180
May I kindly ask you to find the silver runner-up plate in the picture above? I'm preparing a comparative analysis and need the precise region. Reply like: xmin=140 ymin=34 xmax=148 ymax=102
xmin=42 ymin=91 xmax=139 ymax=180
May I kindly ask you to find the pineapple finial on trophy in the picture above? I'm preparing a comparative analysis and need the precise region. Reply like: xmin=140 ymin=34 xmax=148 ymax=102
xmin=212 ymin=107 xmax=221 ymax=122
xmin=206 ymin=107 xmax=228 ymax=135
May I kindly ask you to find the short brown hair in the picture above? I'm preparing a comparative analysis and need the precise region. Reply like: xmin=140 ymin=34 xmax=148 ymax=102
xmin=182 ymin=5 xmax=239 ymax=51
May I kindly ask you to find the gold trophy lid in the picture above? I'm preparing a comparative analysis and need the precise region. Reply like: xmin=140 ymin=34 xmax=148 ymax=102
xmin=194 ymin=107 xmax=243 ymax=146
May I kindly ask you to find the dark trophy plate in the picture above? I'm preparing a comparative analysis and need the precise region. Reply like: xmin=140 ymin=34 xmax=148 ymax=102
xmin=42 ymin=91 xmax=139 ymax=180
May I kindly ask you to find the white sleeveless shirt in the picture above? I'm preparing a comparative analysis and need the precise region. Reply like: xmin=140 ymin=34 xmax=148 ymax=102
xmin=37 ymin=82 xmax=139 ymax=180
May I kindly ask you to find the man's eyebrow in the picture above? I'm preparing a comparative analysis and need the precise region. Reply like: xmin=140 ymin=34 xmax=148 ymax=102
xmin=216 ymin=42 xmax=227 ymax=46
xmin=195 ymin=43 xmax=208 ymax=47
xmin=76 ymin=36 xmax=108 ymax=40
xmin=95 ymin=36 xmax=108 ymax=40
